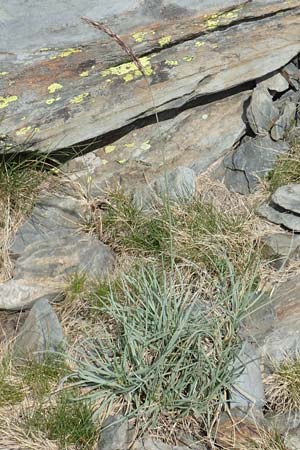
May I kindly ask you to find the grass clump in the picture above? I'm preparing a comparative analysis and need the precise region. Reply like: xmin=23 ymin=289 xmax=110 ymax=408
xmin=265 ymin=355 xmax=300 ymax=414
xmin=71 ymin=263 xmax=259 ymax=435
xmin=26 ymin=390 xmax=97 ymax=449
xmin=99 ymin=189 xmax=258 ymax=276
xmin=0 ymin=377 xmax=24 ymax=407
xmin=268 ymin=138 xmax=300 ymax=192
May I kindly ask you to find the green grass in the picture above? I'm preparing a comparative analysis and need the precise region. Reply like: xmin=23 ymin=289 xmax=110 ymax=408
xmin=99 ymin=189 xmax=258 ymax=277
xmin=70 ymin=263 xmax=260 ymax=434
xmin=267 ymin=139 xmax=300 ymax=192
xmin=26 ymin=390 xmax=97 ymax=449
xmin=0 ymin=377 xmax=24 ymax=407
xmin=21 ymin=354 xmax=68 ymax=399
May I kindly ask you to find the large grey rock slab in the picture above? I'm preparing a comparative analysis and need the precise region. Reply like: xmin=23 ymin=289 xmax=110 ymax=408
xmin=14 ymin=298 xmax=64 ymax=360
xmin=0 ymin=279 xmax=63 ymax=311
xmin=14 ymin=234 xmax=115 ymax=283
xmin=64 ymin=91 xmax=248 ymax=196
xmin=247 ymin=87 xmax=280 ymax=135
xmin=1 ymin=1 xmax=300 ymax=152
xmin=230 ymin=342 xmax=265 ymax=410
xmin=272 ymin=184 xmax=300 ymax=215
xmin=257 ymin=203 xmax=300 ymax=232
xmin=224 ymin=135 xmax=289 ymax=194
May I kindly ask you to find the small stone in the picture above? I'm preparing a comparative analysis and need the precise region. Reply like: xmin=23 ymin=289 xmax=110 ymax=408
xmin=14 ymin=298 xmax=64 ymax=361
xmin=259 ymin=73 xmax=289 ymax=93
xmin=224 ymin=168 xmax=250 ymax=195
xmin=97 ymin=415 xmax=133 ymax=450
xmin=247 ymin=87 xmax=280 ymax=135
xmin=133 ymin=437 xmax=198 ymax=450
xmin=257 ymin=203 xmax=300 ymax=232
xmin=284 ymin=427 xmax=300 ymax=450
xmin=230 ymin=341 xmax=265 ymax=410
xmin=0 ymin=279 xmax=63 ymax=311
xmin=272 ymin=184 xmax=300 ymax=215
xmin=133 ymin=166 xmax=196 ymax=209
xmin=282 ymin=63 xmax=300 ymax=90
xmin=261 ymin=233 xmax=300 ymax=269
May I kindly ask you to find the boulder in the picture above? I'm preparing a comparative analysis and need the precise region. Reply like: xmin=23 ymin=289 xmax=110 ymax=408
xmin=257 ymin=203 xmax=300 ymax=232
xmin=14 ymin=298 xmax=64 ymax=360
xmin=1 ymin=1 xmax=300 ymax=152
xmin=224 ymin=136 xmax=289 ymax=194
xmin=271 ymin=102 xmax=297 ymax=141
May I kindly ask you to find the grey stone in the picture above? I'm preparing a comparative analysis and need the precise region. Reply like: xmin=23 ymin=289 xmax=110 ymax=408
xmin=285 ymin=426 xmax=300 ymax=450
xmin=97 ymin=415 xmax=132 ymax=450
xmin=14 ymin=234 xmax=115 ymax=283
xmin=133 ymin=166 xmax=196 ymax=209
xmin=261 ymin=233 xmax=300 ymax=269
xmin=0 ymin=279 xmax=63 ymax=311
xmin=248 ymin=276 xmax=300 ymax=362
xmin=271 ymin=102 xmax=297 ymax=141
xmin=265 ymin=412 xmax=300 ymax=435
xmin=272 ymin=184 xmax=300 ymax=215
xmin=14 ymin=298 xmax=64 ymax=360
xmin=257 ymin=203 xmax=300 ymax=232
xmin=259 ymin=73 xmax=289 ymax=93
xmin=230 ymin=341 xmax=265 ymax=410
xmin=10 ymin=193 xmax=86 ymax=257
xmin=247 ymin=87 xmax=280 ymax=135
xmin=224 ymin=136 xmax=289 ymax=194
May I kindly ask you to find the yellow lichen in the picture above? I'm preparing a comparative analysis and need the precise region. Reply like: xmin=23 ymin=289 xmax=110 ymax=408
xmin=45 ymin=96 xmax=61 ymax=105
xmin=48 ymin=83 xmax=63 ymax=94
xmin=183 ymin=56 xmax=194 ymax=62
xmin=0 ymin=95 xmax=18 ymax=109
xmin=80 ymin=71 xmax=89 ymax=77
xmin=206 ymin=18 xmax=220 ymax=30
xmin=140 ymin=140 xmax=151 ymax=151
xmin=50 ymin=48 xmax=82 ymax=60
xmin=0 ymin=72 xmax=9 ymax=76
xmin=158 ymin=36 xmax=171 ymax=47
xmin=101 ymin=159 xmax=108 ymax=165
xmin=124 ymin=143 xmax=135 ymax=148
xmin=195 ymin=41 xmax=205 ymax=48
xmin=101 ymin=56 xmax=154 ymax=82
xmin=117 ymin=159 xmax=127 ymax=165
xmin=16 ymin=126 xmax=32 ymax=136
xmin=132 ymin=30 xmax=155 ymax=43
xmin=104 ymin=145 xmax=116 ymax=154
xmin=165 ymin=60 xmax=178 ymax=67
xmin=70 ymin=92 xmax=89 ymax=104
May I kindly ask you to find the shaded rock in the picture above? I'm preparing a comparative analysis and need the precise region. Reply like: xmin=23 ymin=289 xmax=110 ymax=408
xmin=230 ymin=341 xmax=265 ymax=410
xmin=14 ymin=234 xmax=115 ymax=283
xmin=261 ymin=233 xmax=300 ymax=269
xmin=265 ymin=412 xmax=300 ymax=435
xmin=257 ymin=203 xmax=300 ymax=232
xmin=271 ymin=102 xmax=297 ymax=141
xmin=11 ymin=193 xmax=86 ymax=257
xmin=133 ymin=166 xmax=196 ymax=209
xmin=14 ymin=298 xmax=64 ymax=360
xmin=224 ymin=136 xmax=289 ymax=194
xmin=259 ymin=73 xmax=289 ymax=93
xmin=282 ymin=63 xmax=300 ymax=90
xmin=0 ymin=279 xmax=63 ymax=311
xmin=247 ymin=87 xmax=280 ymax=135
xmin=272 ymin=184 xmax=300 ymax=215
xmin=97 ymin=415 xmax=133 ymax=450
